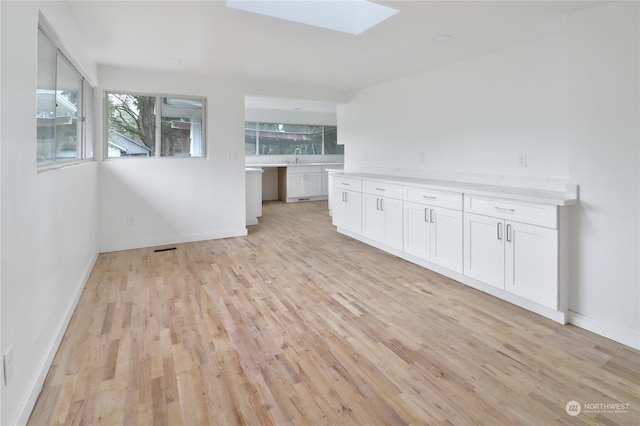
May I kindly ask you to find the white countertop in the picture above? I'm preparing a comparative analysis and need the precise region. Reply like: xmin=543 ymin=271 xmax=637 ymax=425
xmin=337 ymin=172 xmax=578 ymax=206
xmin=247 ymin=162 xmax=344 ymax=168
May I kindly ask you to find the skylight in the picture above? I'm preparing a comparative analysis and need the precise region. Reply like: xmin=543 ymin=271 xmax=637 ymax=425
xmin=225 ymin=0 xmax=398 ymax=35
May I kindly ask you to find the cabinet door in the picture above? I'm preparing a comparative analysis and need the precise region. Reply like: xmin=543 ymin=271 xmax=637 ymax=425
xmin=381 ymin=197 xmax=403 ymax=251
xmin=505 ymin=221 xmax=558 ymax=308
xmin=431 ymin=207 xmax=463 ymax=273
xmin=344 ymin=190 xmax=362 ymax=235
xmin=287 ymin=174 xmax=306 ymax=198
xmin=463 ymin=212 xmax=505 ymax=289
xmin=306 ymin=173 xmax=324 ymax=197
xmin=404 ymin=202 xmax=431 ymax=260
xmin=332 ymin=190 xmax=347 ymax=228
xmin=362 ymin=193 xmax=384 ymax=242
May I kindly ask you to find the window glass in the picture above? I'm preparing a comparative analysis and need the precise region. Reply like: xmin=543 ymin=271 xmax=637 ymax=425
xmin=322 ymin=126 xmax=343 ymax=154
xmin=106 ymin=93 xmax=156 ymax=157
xmin=245 ymin=122 xmax=257 ymax=155
xmin=245 ymin=122 xmax=340 ymax=156
xmin=160 ymin=97 xmax=204 ymax=157
xmin=55 ymin=55 xmax=82 ymax=161
xmin=37 ymin=30 xmax=57 ymax=163
xmin=257 ymin=123 xmax=323 ymax=155
xmin=37 ymin=27 xmax=92 ymax=167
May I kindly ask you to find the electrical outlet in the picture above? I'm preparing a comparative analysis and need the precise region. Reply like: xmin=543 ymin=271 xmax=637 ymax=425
xmin=420 ymin=151 xmax=427 ymax=163
xmin=3 ymin=346 xmax=14 ymax=386
xmin=363 ymin=152 xmax=368 ymax=161
xmin=126 ymin=216 xmax=135 ymax=226
xmin=517 ymin=153 xmax=528 ymax=167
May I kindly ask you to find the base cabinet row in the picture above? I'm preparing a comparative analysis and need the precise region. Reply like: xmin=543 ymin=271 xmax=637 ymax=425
xmin=332 ymin=175 xmax=568 ymax=320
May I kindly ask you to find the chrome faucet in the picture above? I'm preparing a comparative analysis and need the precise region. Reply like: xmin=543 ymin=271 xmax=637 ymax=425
xmin=294 ymin=147 xmax=302 ymax=164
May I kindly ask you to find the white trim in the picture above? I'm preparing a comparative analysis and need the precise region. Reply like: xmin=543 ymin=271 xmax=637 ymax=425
xmin=568 ymin=311 xmax=640 ymax=350
xmin=98 ymin=228 xmax=248 ymax=253
xmin=15 ymin=252 xmax=99 ymax=426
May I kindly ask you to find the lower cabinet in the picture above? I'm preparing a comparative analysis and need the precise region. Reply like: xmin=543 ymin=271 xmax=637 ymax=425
xmin=332 ymin=188 xmax=362 ymax=235
xmin=404 ymin=202 xmax=463 ymax=273
xmin=463 ymin=212 xmax=558 ymax=308
xmin=286 ymin=171 xmax=323 ymax=199
xmin=331 ymin=175 xmax=571 ymax=322
xmin=362 ymin=193 xmax=403 ymax=250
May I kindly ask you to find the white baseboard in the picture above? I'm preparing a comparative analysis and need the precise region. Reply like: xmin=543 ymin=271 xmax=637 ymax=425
xmin=568 ymin=311 xmax=640 ymax=350
xmin=99 ymin=228 xmax=248 ymax=253
xmin=15 ymin=252 xmax=98 ymax=426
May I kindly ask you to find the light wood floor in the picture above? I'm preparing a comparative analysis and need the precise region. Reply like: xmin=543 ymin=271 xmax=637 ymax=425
xmin=29 ymin=201 xmax=639 ymax=425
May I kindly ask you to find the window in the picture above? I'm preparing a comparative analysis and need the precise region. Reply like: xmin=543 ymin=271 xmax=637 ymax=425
xmin=106 ymin=93 xmax=205 ymax=158
xmin=245 ymin=122 xmax=342 ymax=156
xmin=37 ymin=27 xmax=94 ymax=166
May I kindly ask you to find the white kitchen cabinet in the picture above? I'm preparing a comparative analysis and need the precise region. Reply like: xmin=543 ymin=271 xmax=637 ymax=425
xmin=332 ymin=173 xmax=575 ymax=323
xmin=464 ymin=195 xmax=559 ymax=309
xmin=463 ymin=212 xmax=506 ymax=289
xmin=505 ymin=221 xmax=558 ymax=308
xmin=284 ymin=166 xmax=323 ymax=202
xmin=332 ymin=177 xmax=362 ymax=235
xmin=404 ymin=201 xmax=463 ymax=273
xmin=362 ymin=182 xmax=403 ymax=251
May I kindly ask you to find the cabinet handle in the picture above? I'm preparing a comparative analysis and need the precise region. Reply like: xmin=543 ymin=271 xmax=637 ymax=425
xmin=424 ymin=208 xmax=429 ymax=222
xmin=497 ymin=222 xmax=503 ymax=240
xmin=430 ymin=209 xmax=434 ymax=223
xmin=506 ymin=224 xmax=512 ymax=242
xmin=422 ymin=195 xmax=436 ymax=200
xmin=345 ymin=192 xmax=348 ymax=203
xmin=380 ymin=198 xmax=384 ymax=211
xmin=376 ymin=187 xmax=386 ymax=191
xmin=341 ymin=182 xmax=350 ymax=186
xmin=495 ymin=207 xmax=515 ymax=213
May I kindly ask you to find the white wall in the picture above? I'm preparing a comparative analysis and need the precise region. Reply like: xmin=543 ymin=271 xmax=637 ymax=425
xmin=567 ymin=2 xmax=639 ymax=346
xmin=98 ymin=68 xmax=347 ymax=251
xmin=340 ymin=4 xmax=639 ymax=348
xmin=98 ymin=66 xmax=249 ymax=252
xmin=1 ymin=2 xmax=99 ymax=425
xmin=245 ymin=107 xmax=337 ymax=126
xmin=342 ymin=34 xmax=569 ymax=184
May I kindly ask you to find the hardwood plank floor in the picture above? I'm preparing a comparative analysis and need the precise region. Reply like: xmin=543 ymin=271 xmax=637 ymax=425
xmin=29 ymin=201 xmax=639 ymax=425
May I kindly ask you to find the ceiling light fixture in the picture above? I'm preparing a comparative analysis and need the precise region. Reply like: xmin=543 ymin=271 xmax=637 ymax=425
xmin=225 ymin=0 xmax=398 ymax=35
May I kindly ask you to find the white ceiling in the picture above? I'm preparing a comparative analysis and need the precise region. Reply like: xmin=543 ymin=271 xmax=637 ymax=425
xmin=68 ymin=0 xmax=604 ymax=95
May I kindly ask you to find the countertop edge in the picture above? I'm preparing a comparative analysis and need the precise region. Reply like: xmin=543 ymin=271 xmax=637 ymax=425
xmin=335 ymin=172 xmax=578 ymax=207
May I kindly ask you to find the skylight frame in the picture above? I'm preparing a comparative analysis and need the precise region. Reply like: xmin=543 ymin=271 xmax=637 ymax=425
xmin=225 ymin=0 xmax=398 ymax=35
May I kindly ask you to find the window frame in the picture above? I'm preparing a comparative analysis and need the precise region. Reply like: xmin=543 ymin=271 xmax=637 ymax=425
xmin=37 ymin=25 xmax=95 ymax=171
xmin=104 ymin=91 xmax=207 ymax=160
xmin=245 ymin=122 xmax=340 ymax=156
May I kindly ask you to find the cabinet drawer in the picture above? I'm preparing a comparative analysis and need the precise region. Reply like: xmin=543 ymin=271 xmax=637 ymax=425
xmin=288 ymin=165 xmax=322 ymax=174
xmin=334 ymin=176 xmax=362 ymax=192
xmin=404 ymin=186 xmax=462 ymax=210
xmin=464 ymin=195 xmax=557 ymax=228
xmin=363 ymin=180 xmax=403 ymax=199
